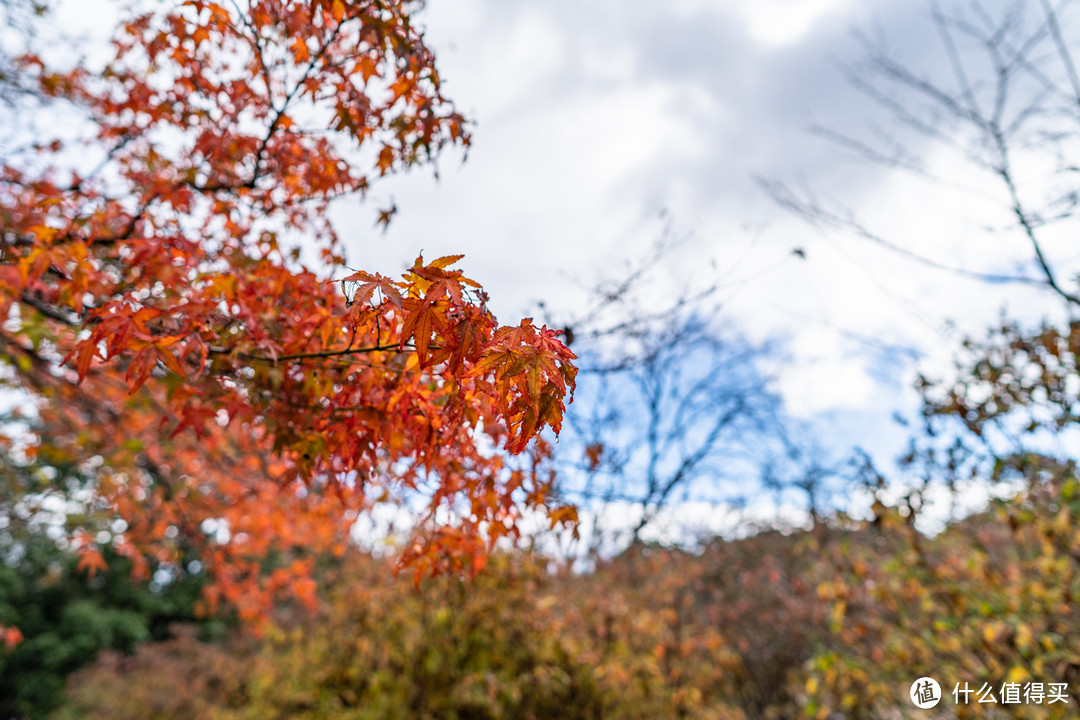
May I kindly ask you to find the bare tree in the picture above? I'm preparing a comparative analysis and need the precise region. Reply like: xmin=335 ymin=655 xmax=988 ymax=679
xmin=763 ymin=0 xmax=1080 ymax=312
xmin=537 ymin=230 xmax=838 ymax=560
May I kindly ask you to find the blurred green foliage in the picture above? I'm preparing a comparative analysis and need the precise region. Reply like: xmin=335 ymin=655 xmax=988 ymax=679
xmin=0 ymin=534 xmax=212 ymax=719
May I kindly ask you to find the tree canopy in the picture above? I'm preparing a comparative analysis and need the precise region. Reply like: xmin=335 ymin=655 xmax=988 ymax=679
xmin=0 ymin=0 xmax=577 ymax=629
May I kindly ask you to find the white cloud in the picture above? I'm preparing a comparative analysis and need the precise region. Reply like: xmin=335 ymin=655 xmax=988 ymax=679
xmin=737 ymin=0 xmax=852 ymax=46
xmin=778 ymin=352 xmax=877 ymax=417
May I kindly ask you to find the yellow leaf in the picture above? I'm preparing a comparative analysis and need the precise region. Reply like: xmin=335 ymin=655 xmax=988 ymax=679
xmin=1015 ymin=623 xmax=1033 ymax=651
xmin=1007 ymin=666 xmax=1029 ymax=684
xmin=831 ymin=600 xmax=847 ymax=628
xmin=429 ymin=254 xmax=464 ymax=269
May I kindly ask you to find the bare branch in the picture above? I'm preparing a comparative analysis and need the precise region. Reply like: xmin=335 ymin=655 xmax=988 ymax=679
xmin=758 ymin=177 xmax=1045 ymax=287
xmin=1038 ymin=0 xmax=1080 ymax=103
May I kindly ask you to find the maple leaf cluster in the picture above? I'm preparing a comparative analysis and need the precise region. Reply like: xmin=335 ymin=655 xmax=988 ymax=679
xmin=0 ymin=0 xmax=577 ymax=623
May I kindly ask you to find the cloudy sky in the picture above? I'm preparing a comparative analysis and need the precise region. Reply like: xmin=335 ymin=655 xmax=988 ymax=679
xmin=51 ymin=0 xmax=1080 ymax=507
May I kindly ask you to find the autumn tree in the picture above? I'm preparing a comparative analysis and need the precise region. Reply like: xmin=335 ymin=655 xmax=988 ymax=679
xmin=0 ymin=0 xmax=578 ymax=631
xmin=60 ymin=554 xmax=607 ymax=720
